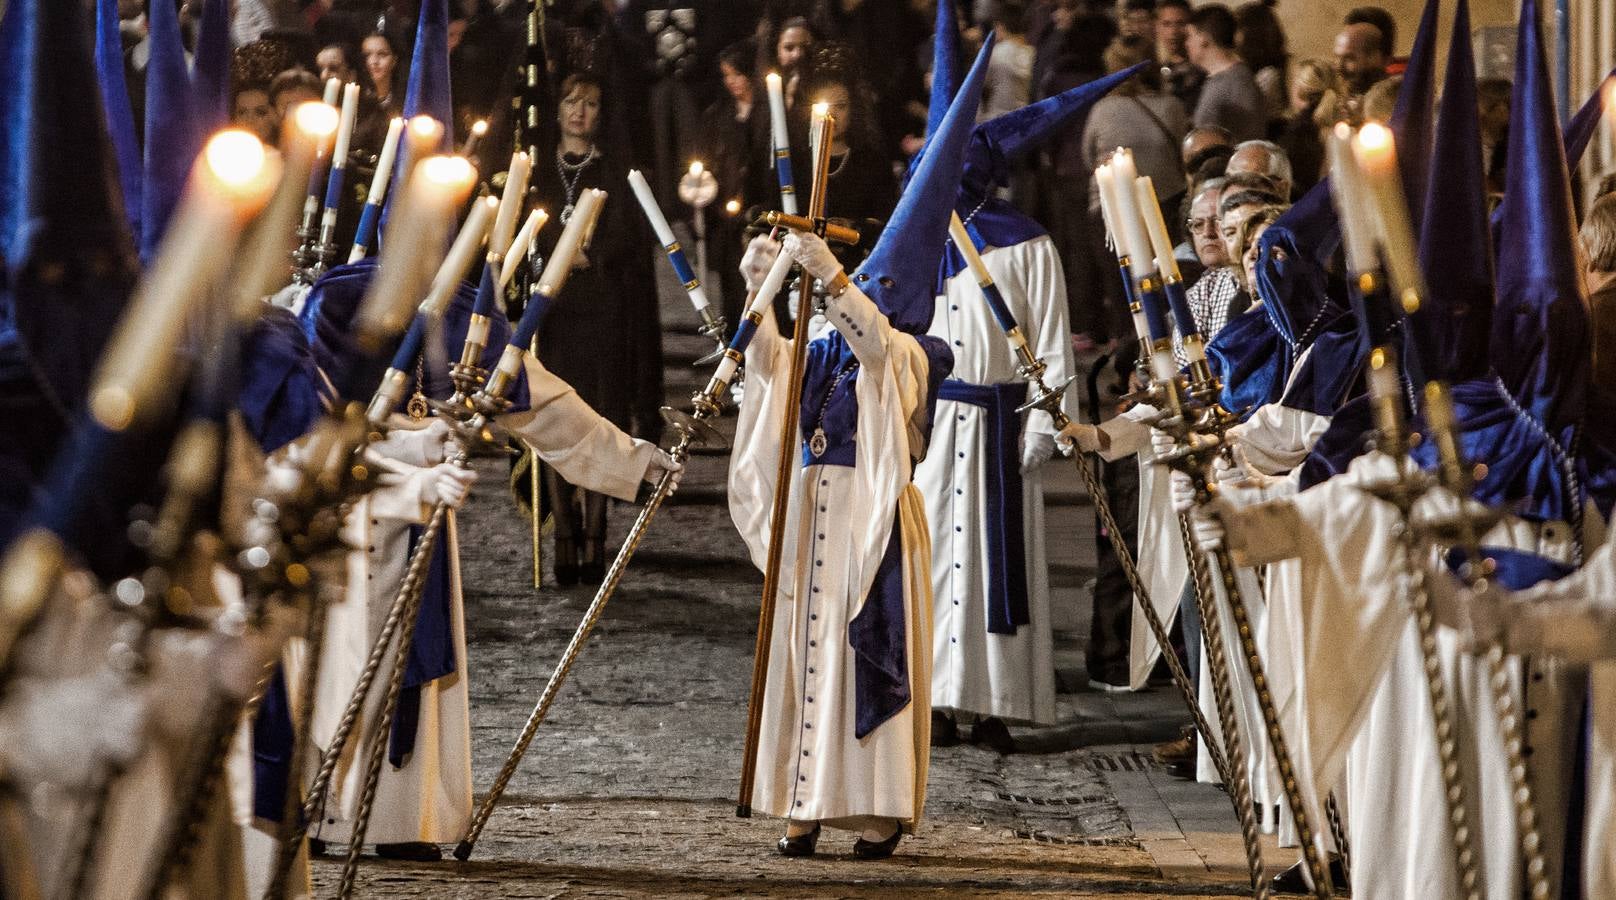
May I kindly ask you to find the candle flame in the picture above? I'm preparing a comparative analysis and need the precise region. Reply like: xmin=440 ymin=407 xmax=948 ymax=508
xmin=409 ymin=115 xmax=444 ymax=140
xmin=1357 ymin=121 xmax=1392 ymax=152
xmin=812 ymin=101 xmax=830 ymax=117
xmin=421 ymin=154 xmax=475 ymax=187
xmin=690 ymin=160 xmax=704 ymax=176
xmin=472 ymin=119 xmax=489 ymax=136
xmin=293 ymin=101 xmax=340 ymax=138
xmin=766 ymin=71 xmax=782 ymax=86
xmin=1333 ymin=121 xmax=1354 ymax=141
xmin=725 ymin=199 xmax=741 ymax=215
xmin=204 ymin=129 xmax=270 ymax=190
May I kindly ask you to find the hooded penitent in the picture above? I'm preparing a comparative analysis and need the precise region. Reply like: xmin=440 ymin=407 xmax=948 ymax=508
xmin=191 ymin=0 xmax=233 ymax=133
xmin=0 ymin=0 xmax=139 ymax=551
xmin=802 ymin=31 xmax=991 ymax=737
xmin=382 ymin=0 xmax=455 ymax=231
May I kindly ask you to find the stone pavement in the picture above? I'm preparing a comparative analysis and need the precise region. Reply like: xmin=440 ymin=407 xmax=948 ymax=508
xmin=309 ymin=248 xmax=1281 ymax=898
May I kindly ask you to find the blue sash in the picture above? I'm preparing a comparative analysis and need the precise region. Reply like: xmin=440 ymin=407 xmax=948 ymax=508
xmin=388 ymin=522 xmax=456 ymax=766
xmin=850 ymin=519 xmax=910 ymax=738
xmin=251 ymin=665 xmax=294 ymax=822
xmin=937 ymin=379 xmax=1029 ymax=634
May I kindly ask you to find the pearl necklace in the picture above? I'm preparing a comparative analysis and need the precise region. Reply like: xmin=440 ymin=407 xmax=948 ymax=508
xmin=555 ymin=145 xmax=599 ymax=223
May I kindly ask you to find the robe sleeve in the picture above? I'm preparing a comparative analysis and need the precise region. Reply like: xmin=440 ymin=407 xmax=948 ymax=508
xmin=1009 ymin=237 xmax=1080 ymax=436
xmin=823 ymin=283 xmax=935 ymax=459
xmin=365 ymin=430 xmax=441 ymax=524
xmin=727 ymin=307 xmax=799 ymax=573
xmin=1097 ymin=403 xmax=1159 ymax=462
xmin=496 ymin=355 xmax=655 ymax=502
xmin=1227 ymin=402 xmax=1332 ymax=476
xmin=1478 ymin=529 xmax=1616 ymax=661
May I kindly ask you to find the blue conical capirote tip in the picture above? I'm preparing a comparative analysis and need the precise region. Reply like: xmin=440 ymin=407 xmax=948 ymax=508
xmin=403 ymin=0 xmax=455 ymax=149
xmin=924 ymin=0 xmax=962 ymax=141
xmin=1414 ymin=0 xmax=1492 ymax=384
xmin=960 ymin=62 xmax=1146 ymax=199
xmin=1388 ymin=0 xmax=1439 ymax=237
xmin=140 ymin=0 xmax=199 ymax=264
xmin=94 ymin=0 xmax=141 ymax=243
xmin=1492 ymin=0 xmax=1587 ymax=434
xmin=1563 ymin=68 xmax=1616 ymax=172
xmin=192 ymin=0 xmax=232 ymax=133
xmin=854 ymin=32 xmax=995 ymax=335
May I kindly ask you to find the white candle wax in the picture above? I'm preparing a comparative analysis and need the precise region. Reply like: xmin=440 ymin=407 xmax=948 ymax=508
xmin=498 ymin=208 xmax=547 ymax=289
xmin=748 ymin=250 xmax=795 ymax=317
xmin=1094 ymin=163 xmax=1120 ymax=251
xmin=1134 ymin=175 xmax=1181 ymax=282
xmin=490 ymin=151 xmax=531 ymax=256
xmin=538 ymin=188 xmax=603 ymax=297
xmin=948 ymin=212 xmax=992 ymax=286
xmin=365 ymin=118 xmax=405 ymax=206
xmin=322 ymin=77 xmax=340 ymax=108
xmin=766 ymin=73 xmax=789 ymax=152
xmin=332 ymin=82 xmax=360 ymax=167
xmin=358 ymin=153 xmax=474 ymax=341
xmin=1108 ymin=149 xmax=1156 ymax=279
xmin=1352 ymin=123 xmax=1423 ymax=311
xmin=1328 ymin=124 xmax=1378 ymax=274
xmin=422 ymin=194 xmax=497 ymax=317
xmin=628 ymin=168 xmax=678 ymax=246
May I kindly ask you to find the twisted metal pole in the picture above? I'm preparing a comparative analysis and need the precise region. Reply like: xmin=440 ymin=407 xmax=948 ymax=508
xmin=455 ymin=434 xmax=691 ymax=860
xmin=1177 ymin=511 xmax=1269 ymax=899
xmin=335 ymin=501 xmax=448 ymax=899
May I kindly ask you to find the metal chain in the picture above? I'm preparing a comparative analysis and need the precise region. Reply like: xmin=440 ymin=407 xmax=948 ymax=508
xmin=1324 ymin=792 xmax=1351 ymax=884
xmin=1177 ymin=512 xmax=1269 ymax=900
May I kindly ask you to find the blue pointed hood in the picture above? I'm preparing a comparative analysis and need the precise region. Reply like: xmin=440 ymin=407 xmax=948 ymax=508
xmin=1491 ymin=0 xmax=1587 ymax=439
xmin=1387 ymin=0 xmax=1438 ymax=235
xmin=191 ymin=0 xmax=232 ymax=132
xmin=925 ymin=0 xmax=962 ymax=140
xmin=958 ymin=62 xmax=1145 ymax=206
xmin=94 ymin=0 xmax=141 ymax=242
xmin=1254 ymin=181 xmax=1344 ymax=350
xmin=1563 ymin=68 xmax=1616 ymax=171
xmin=1412 ymin=0 xmax=1492 ymax=384
xmin=403 ymin=0 xmax=455 ymax=148
xmin=0 ymin=0 xmax=137 ymax=523
xmin=855 ymin=32 xmax=993 ymax=335
xmin=140 ymin=0 xmax=199 ymax=264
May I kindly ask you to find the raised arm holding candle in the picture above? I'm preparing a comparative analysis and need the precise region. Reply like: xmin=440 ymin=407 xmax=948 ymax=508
xmin=349 ymin=117 xmax=404 ymax=262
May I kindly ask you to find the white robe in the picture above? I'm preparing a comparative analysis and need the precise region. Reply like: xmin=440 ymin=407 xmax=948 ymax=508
xmin=729 ymin=290 xmax=937 ymax=830
xmin=308 ymin=355 xmax=658 ymax=845
xmin=1222 ymin=451 xmax=1591 ymax=900
xmin=917 ymin=236 xmax=1076 ymax=725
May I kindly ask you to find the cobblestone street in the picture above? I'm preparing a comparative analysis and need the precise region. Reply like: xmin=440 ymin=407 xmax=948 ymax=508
xmin=310 ymin=251 xmax=1268 ymax=898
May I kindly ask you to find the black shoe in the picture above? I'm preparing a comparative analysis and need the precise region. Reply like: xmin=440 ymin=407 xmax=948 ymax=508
xmin=307 ymin=838 xmax=329 ymax=857
xmin=972 ymin=717 xmax=1017 ymax=754
xmin=578 ymin=559 xmax=606 ymax=585
xmin=554 ymin=563 xmax=579 ymax=587
xmin=776 ymin=823 xmax=821 ymax=857
xmin=931 ymin=710 xmax=961 ymax=747
xmin=1270 ymin=856 xmax=1348 ymax=895
xmin=851 ymin=828 xmax=902 ymax=860
xmin=375 ymin=842 xmax=443 ymax=861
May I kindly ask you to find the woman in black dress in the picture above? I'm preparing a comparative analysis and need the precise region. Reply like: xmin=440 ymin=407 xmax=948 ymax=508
xmin=530 ymin=71 xmax=660 ymax=585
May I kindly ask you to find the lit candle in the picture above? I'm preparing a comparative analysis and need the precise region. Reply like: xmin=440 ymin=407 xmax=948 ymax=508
xmin=356 ymin=151 xmax=476 ymax=349
xmin=810 ymin=101 xmax=829 ymax=165
xmin=1328 ymin=123 xmax=1378 ymax=275
xmin=948 ymin=212 xmax=1023 ymax=342
xmin=498 ymin=208 xmax=547 ymax=289
xmin=490 ymin=151 xmax=531 ymax=258
xmin=332 ymin=83 xmax=360 ymax=168
xmin=689 ymin=160 xmax=704 ymax=177
xmin=1107 ymin=149 xmax=1157 ymax=281
xmin=93 ymin=130 xmax=279 ymax=430
xmin=462 ymin=118 xmax=489 ymax=157
xmin=1094 ymin=162 xmax=1120 ymax=252
xmin=1094 ymin=162 xmax=1151 ymax=345
xmin=725 ymin=199 xmax=741 ymax=216
xmin=766 ymin=72 xmax=797 ymax=215
xmin=1352 ymin=122 xmax=1425 ymax=313
xmin=231 ymin=103 xmax=329 ymax=318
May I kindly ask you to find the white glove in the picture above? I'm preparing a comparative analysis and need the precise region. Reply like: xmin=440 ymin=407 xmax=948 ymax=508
xmin=1020 ymin=431 xmax=1056 ymax=473
xmin=741 ymin=234 xmax=781 ymax=293
xmin=1149 ymin=427 xmax=1177 ymax=463
xmin=644 ymin=448 xmax=684 ymax=491
xmin=422 ymin=462 xmax=477 ymax=508
xmin=1057 ymin=421 xmax=1107 ymax=454
xmin=417 ymin=417 xmax=454 ymax=464
xmin=1448 ymin=578 xmax=1509 ymax=652
xmin=1190 ymin=504 xmax=1226 ymax=552
xmin=1169 ymin=469 xmax=1197 ymax=514
xmin=782 ymin=231 xmax=843 ymax=284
